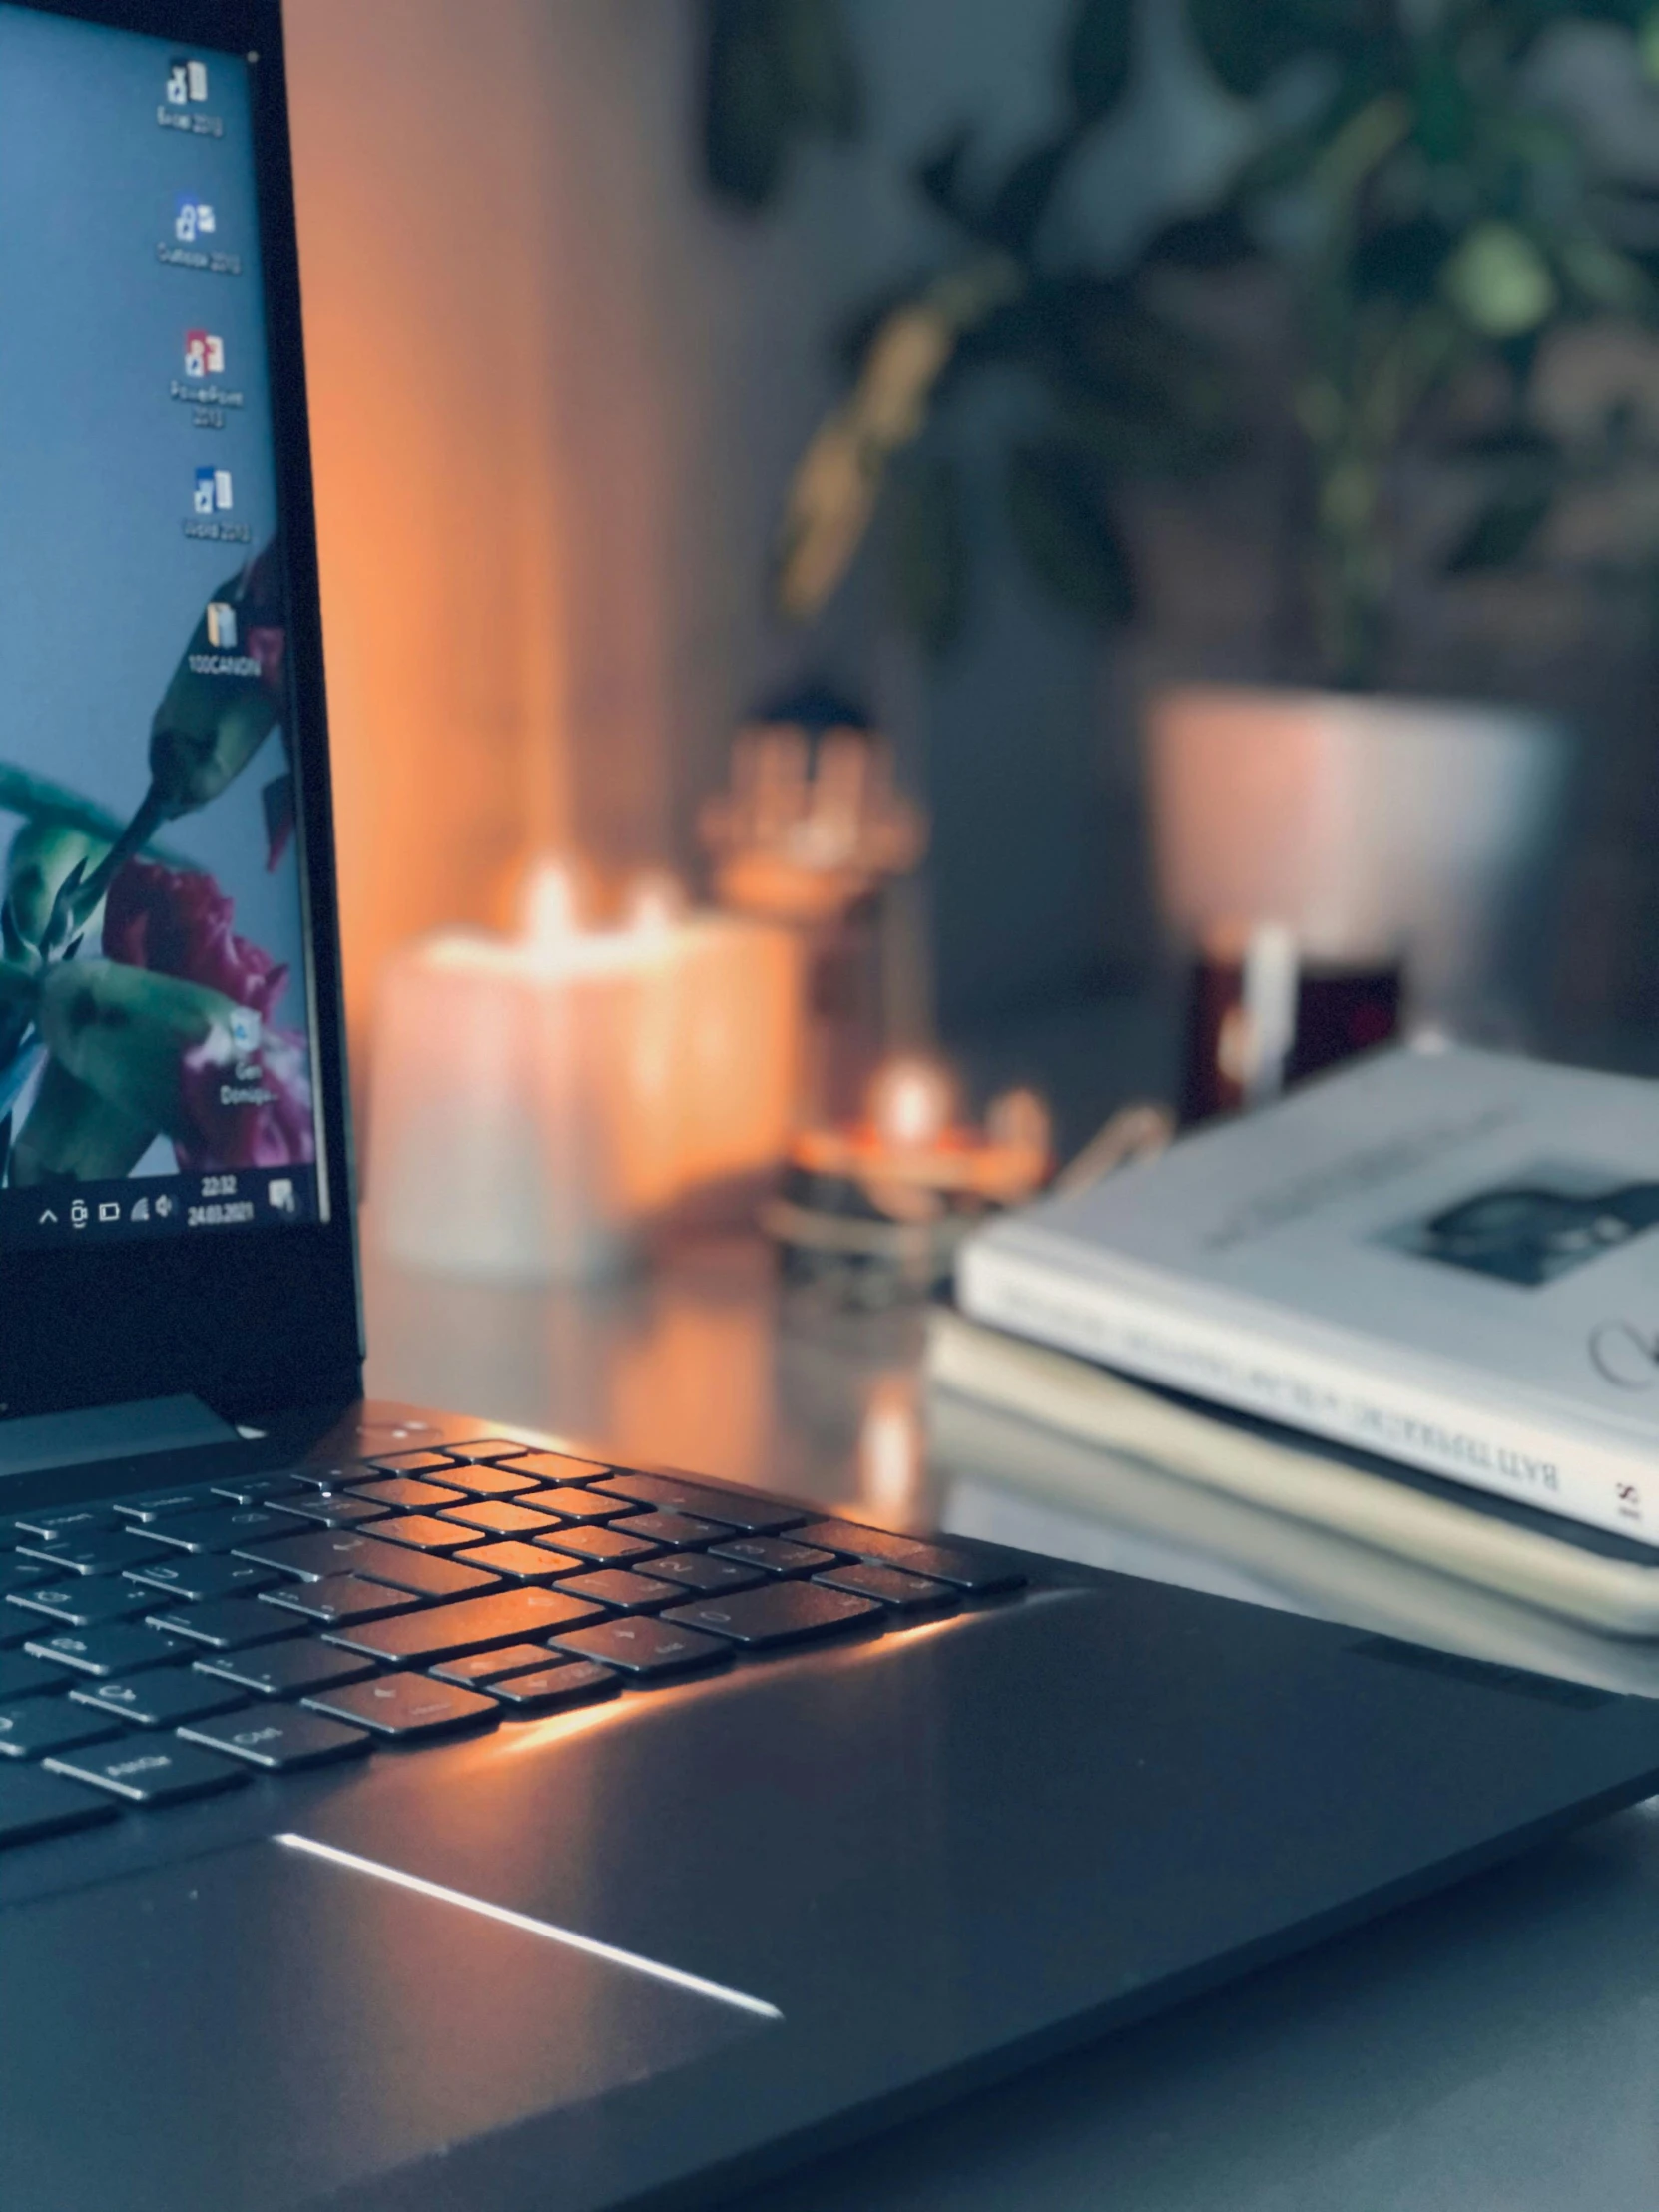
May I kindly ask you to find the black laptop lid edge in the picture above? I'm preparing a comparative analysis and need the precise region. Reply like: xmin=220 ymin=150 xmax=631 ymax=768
xmin=0 ymin=0 xmax=362 ymax=1425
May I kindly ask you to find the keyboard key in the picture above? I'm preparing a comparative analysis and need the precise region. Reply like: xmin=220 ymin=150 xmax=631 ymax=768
xmin=0 ymin=1697 xmax=126 ymax=1760
xmin=257 ymin=1576 xmax=423 ymax=1628
xmin=362 ymin=1514 xmax=489 ymax=1554
xmin=710 ymin=1536 xmax=839 ymax=1577
xmin=15 ymin=1529 xmax=163 ymax=1578
xmin=284 ymin=1464 xmax=364 ymax=1491
xmin=555 ymin=1569 xmax=678 ymax=1614
xmin=47 ymin=1740 xmax=247 ymax=1806
xmin=140 ymin=1598 xmax=305 ymax=1651
xmin=122 ymin=1553 xmax=281 ymax=1604
xmin=0 ymin=1651 xmax=74 ymax=1703
xmin=619 ymin=1511 xmax=730 ymax=1549
xmin=325 ymin=1587 xmax=604 ymax=1664
xmin=533 ymin=1524 xmax=659 ymax=1567
xmin=237 ymin=1528 xmax=500 ymax=1599
xmin=339 ymin=1477 xmax=465 ymax=1514
xmin=303 ymin=1672 xmax=498 ymax=1741
xmin=430 ymin=1643 xmax=555 ymax=1687
xmin=459 ymin=1541 xmax=584 ymax=1584
xmin=595 ymin=1473 xmax=806 ymax=1534
xmin=8 ymin=1505 xmax=114 ymax=1540
xmin=525 ymin=1488 xmax=638 ymax=1524
xmin=419 ymin=1462 xmax=541 ymax=1500
xmin=24 ymin=1623 xmax=193 ymax=1678
xmin=208 ymin=1475 xmax=305 ymax=1507
xmin=486 ymin=1661 xmax=620 ymax=1714
xmin=181 ymin=1708 xmax=372 ymax=1772
xmin=0 ymin=1560 xmax=47 ymax=1601
xmin=269 ymin=1494 xmax=390 ymax=1530
xmin=140 ymin=1506 xmax=295 ymax=1555
xmin=0 ymin=1765 xmax=117 ymax=1846
xmin=661 ymin=1582 xmax=880 ymax=1650
xmin=195 ymin=1640 xmax=378 ymax=1699
xmin=634 ymin=1552 xmax=766 ymax=1599
xmin=549 ymin=1616 xmax=729 ymax=1679
xmin=437 ymin=1499 xmax=560 ymax=1539
xmin=110 ymin=1488 xmax=212 ymax=1523
xmin=499 ymin=1450 xmax=611 ymax=1484
xmin=9 ymin=1578 xmax=155 ymax=1628
xmin=789 ymin=1521 xmax=1026 ymax=1594
xmin=357 ymin=1448 xmax=461 ymax=1476
xmin=70 ymin=1668 xmax=249 ymax=1729
xmin=815 ymin=1563 xmax=959 ymax=1614
xmin=437 ymin=1438 xmax=532 ymax=1464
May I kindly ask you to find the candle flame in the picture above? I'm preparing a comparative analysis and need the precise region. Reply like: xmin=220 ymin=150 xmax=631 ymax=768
xmin=624 ymin=869 xmax=689 ymax=938
xmin=521 ymin=857 xmax=580 ymax=952
xmin=868 ymin=1055 xmax=955 ymax=1152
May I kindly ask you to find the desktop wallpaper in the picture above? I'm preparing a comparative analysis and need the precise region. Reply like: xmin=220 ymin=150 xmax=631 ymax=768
xmin=0 ymin=6 xmax=316 ymax=1206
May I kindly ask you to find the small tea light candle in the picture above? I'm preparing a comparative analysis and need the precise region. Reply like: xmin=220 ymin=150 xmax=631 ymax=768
xmin=368 ymin=861 xmax=803 ymax=1284
xmin=764 ymin=1055 xmax=1053 ymax=1303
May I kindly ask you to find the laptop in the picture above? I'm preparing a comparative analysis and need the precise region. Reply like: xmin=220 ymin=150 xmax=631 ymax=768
xmin=4 ymin=3 xmax=1659 ymax=2207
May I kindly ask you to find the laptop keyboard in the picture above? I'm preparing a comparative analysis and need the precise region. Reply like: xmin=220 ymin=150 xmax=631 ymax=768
xmin=0 ymin=1441 xmax=1025 ymax=1853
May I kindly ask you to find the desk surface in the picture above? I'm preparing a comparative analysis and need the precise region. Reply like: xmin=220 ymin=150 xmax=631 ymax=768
xmin=364 ymin=1229 xmax=1659 ymax=2212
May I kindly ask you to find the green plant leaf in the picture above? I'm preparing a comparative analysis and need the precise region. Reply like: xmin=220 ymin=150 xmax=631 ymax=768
xmin=984 ymin=133 xmax=1079 ymax=257
xmin=1005 ymin=441 xmax=1136 ymax=626
xmin=702 ymin=0 xmax=860 ymax=210
xmin=1067 ymin=0 xmax=1134 ymax=125
xmin=4 ymin=823 xmax=110 ymax=953
xmin=1187 ymin=0 xmax=1349 ymax=97
xmin=776 ymin=0 xmax=860 ymax=138
xmin=1142 ymin=205 xmax=1255 ymax=271
xmin=704 ymin=0 xmax=793 ymax=209
xmin=886 ymin=454 xmax=969 ymax=655
xmin=10 ymin=1059 xmax=156 ymax=1186
xmin=1444 ymin=488 xmax=1552 ymax=574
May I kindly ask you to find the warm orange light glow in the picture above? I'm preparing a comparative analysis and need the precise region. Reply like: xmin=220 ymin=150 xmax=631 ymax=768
xmin=869 ymin=1056 xmax=956 ymax=1152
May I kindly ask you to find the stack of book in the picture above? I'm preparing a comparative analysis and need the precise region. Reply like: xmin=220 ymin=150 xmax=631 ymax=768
xmin=936 ymin=1043 xmax=1659 ymax=1635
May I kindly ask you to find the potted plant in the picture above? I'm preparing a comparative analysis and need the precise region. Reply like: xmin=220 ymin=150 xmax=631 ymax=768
xmin=732 ymin=0 xmax=1659 ymax=1036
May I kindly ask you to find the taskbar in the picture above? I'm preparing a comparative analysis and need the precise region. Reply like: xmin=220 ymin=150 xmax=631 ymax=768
xmin=0 ymin=1165 xmax=318 ymax=1248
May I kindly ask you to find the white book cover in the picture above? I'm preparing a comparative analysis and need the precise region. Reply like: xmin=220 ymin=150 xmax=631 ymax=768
xmin=957 ymin=1043 xmax=1659 ymax=1545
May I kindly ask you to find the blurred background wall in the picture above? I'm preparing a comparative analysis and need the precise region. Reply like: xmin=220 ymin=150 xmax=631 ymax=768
xmin=285 ymin=0 xmax=1659 ymax=1136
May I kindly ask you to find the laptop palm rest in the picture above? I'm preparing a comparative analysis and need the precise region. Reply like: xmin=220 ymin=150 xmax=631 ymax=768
xmin=0 ymin=1835 xmax=774 ymax=2212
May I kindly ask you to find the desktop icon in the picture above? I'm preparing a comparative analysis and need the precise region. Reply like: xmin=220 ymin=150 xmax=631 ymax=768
xmin=228 ymin=1006 xmax=260 ymax=1054
xmin=132 ymin=1196 xmax=151 ymax=1224
xmin=184 ymin=329 xmax=226 ymax=379
xmin=207 ymin=601 xmax=239 ymax=650
xmin=175 ymin=196 xmax=216 ymax=244
xmin=166 ymin=59 xmax=208 ymax=104
xmin=194 ymin=467 xmax=234 ymax=515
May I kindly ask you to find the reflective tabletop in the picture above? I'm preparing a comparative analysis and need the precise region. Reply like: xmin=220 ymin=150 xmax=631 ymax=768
xmin=364 ymin=1226 xmax=1659 ymax=2212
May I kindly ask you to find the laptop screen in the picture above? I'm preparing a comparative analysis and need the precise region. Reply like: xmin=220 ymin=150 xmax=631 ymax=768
xmin=0 ymin=3 xmax=325 ymax=1253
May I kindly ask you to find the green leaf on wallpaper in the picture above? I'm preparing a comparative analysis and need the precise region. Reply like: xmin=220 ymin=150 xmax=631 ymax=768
xmin=36 ymin=959 xmax=238 ymax=1142
xmin=888 ymin=454 xmax=969 ymax=655
xmin=1067 ymin=0 xmax=1134 ymax=124
xmin=1444 ymin=486 xmax=1552 ymax=574
xmin=10 ymin=1059 xmax=156 ymax=1187
xmin=0 ymin=766 xmax=194 ymax=869
xmin=1005 ymin=441 xmax=1136 ymax=626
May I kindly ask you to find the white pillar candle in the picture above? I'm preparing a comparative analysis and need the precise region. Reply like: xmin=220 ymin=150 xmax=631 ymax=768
xmin=367 ymin=863 xmax=802 ymax=1284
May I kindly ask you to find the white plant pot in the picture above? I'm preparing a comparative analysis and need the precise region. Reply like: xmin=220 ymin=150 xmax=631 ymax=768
xmin=1146 ymin=685 xmax=1571 ymax=1026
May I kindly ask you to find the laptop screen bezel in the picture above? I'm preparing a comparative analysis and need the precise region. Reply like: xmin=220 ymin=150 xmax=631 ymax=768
xmin=0 ymin=0 xmax=362 ymax=1421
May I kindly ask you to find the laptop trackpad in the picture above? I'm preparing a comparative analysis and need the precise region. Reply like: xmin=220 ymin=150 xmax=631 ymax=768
xmin=0 ymin=1835 xmax=775 ymax=2212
